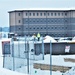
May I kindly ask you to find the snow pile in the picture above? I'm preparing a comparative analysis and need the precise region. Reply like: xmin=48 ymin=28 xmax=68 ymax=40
xmin=44 ymin=35 xmax=57 ymax=43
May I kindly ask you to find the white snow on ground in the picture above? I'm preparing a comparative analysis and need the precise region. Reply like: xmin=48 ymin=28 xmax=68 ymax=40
xmin=34 ymin=55 xmax=75 ymax=67
xmin=0 ymin=68 xmax=28 ymax=75
xmin=0 ymin=38 xmax=75 ymax=75
xmin=0 ymin=38 xmax=29 ymax=75
xmin=15 ymin=54 xmax=75 ymax=75
xmin=16 ymin=66 xmax=62 ymax=75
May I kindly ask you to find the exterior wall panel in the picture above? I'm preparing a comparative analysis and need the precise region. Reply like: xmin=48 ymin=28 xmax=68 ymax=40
xmin=15 ymin=12 xmax=23 ymax=25
xmin=10 ymin=12 xmax=16 ymax=26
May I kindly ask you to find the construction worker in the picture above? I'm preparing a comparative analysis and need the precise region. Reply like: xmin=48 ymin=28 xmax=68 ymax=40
xmin=37 ymin=33 xmax=40 ymax=41
xmin=33 ymin=33 xmax=36 ymax=41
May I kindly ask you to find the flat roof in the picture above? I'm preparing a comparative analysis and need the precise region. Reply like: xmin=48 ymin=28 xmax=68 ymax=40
xmin=8 ymin=8 xmax=75 ymax=13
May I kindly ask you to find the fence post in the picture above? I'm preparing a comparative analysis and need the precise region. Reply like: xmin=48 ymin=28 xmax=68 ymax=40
xmin=18 ymin=37 xmax=20 ymax=57
xmin=50 ymin=41 xmax=52 ymax=75
xmin=42 ymin=38 xmax=44 ymax=60
xmin=12 ymin=38 xmax=15 ymax=71
xmin=27 ymin=38 xmax=29 ymax=74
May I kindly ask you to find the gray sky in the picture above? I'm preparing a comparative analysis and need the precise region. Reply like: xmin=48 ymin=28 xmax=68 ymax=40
xmin=0 ymin=0 xmax=75 ymax=27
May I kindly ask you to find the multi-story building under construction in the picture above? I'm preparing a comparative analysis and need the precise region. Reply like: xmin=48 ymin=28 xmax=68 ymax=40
xmin=8 ymin=8 xmax=75 ymax=37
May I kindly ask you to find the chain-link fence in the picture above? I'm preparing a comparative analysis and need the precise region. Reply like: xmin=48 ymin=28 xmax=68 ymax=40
xmin=3 ymin=36 xmax=44 ymax=74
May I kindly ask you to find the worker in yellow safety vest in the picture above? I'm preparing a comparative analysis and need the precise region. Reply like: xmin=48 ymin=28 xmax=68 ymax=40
xmin=37 ymin=33 xmax=40 ymax=41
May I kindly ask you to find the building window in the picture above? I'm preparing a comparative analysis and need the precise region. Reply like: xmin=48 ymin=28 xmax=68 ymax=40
xmin=55 ymin=13 xmax=56 ymax=16
xmin=26 ymin=13 xmax=27 ymax=16
xmin=65 ymin=20 xmax=67 ymax=22
xmin=44 ymin=13 xmax=46 ymax=16
xmin=29 ymin=13 xmax=31 ymax=16
xmin=18 ymin=13 xmax=20 ymax=16
xmin=37 ymin=27 xmax=39 ymax=29
xmin=48 ymin=27 xmax=50 ymax=29
xmin=51 ymin=27 xmax=53 ymax=29
xmin=29 ymin=21 xmax=31 ymax=22
xmin=51 ymin=13 xmax=53 ymax=16
xmin=40 ymin=13 xmax=42 ymax=16
xmin=33 ymin=28 xmax=35 ymax=29
xmin=44 ymin=27 xmax=46 ymax=29
xmin=30 ymin=28 xmax=31 ymax=29
xmin=48 ymin=13 xmax=49 ymax=16
xmin=55 ymin=27 xmax=57 ymax=29
xmin=58 ymin=13 xmax=60 ymax=16
xmin=41 ymin=27 xmax=42 ymax=29
xmin=62 ymin=27 xmax=64 ymax=29
xmin=65 ymin=13 xmax=67 ymax=16
xmin=62 ymin=13 xmax=63 ymax=16
xmin=37 ymin=13 xmax=39 ymax=16
xmin=37 ymin=21 xmax=39 ymax=22
xmin=18 ymin=20 xmax=21 ymax=23
xmin=33 ymin=13 xmax=35 ymax=16
xmin=19 ymin=28 xmax=21 ymax=30
xmin=26 ymin=28 xmax=28 ymax=29
xmin=66 ymin=27 xmax=67 ymax=29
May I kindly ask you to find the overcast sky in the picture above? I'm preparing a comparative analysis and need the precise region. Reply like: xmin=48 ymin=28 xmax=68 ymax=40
xmin=0 ymin=0 xmax=75 ymax=27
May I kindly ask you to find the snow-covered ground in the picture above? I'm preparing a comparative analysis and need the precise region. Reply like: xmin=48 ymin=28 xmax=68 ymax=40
xmin=16 ymin=66 xmax=62 ymax=75
xmin=34 ymin=55 xmax=75 ymax=67
xmin=0 ymin=37 xmax=75 ymax=75
xmin=15 ymin=54 xmax=75 ymax=75
xmin=0 ymin=68 xmax=28 ymax=75
xmin=0 ymin=38 xmax=29 ymax=75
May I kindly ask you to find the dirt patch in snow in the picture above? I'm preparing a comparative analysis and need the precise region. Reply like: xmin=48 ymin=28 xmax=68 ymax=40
xmin=34 ymin=63 xmax=71 ymax=73
xmin=64 ymin=58 xmax=75 ymax=63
